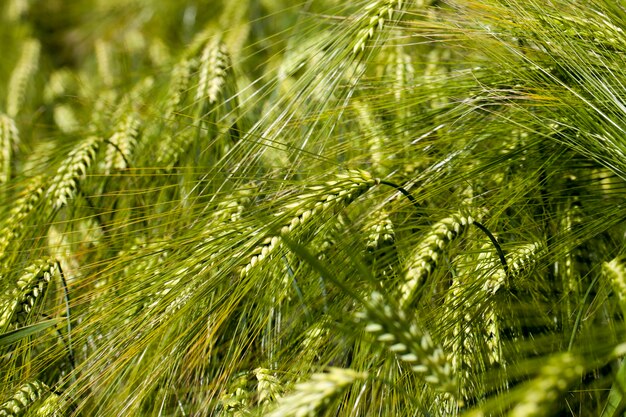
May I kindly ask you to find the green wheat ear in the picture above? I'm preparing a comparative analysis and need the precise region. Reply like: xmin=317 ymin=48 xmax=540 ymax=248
xmin=264 ymin=368 xmax=366 ymax=417
xmin=0 ymin=114 xmax=19 ymax=185
xmin=46 ymin=136 xmax=101 ymax=210
xmin=0 ymin=380 xmax=51 ymax=417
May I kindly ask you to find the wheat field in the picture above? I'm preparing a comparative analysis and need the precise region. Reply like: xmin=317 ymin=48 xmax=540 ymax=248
xmin=0 ymin=0 xmax=625 ymax=416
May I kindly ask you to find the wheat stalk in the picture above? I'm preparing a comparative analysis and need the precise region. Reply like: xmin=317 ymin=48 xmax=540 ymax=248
xmin=241 ymin=170 xmax=379 ymax=277
xmin=265 ymin=368 xmax=366 ymax=417
xmin=196 ymin=37 xmax=231 ymax=105
xmin=0 ymin=114 xmax=19 ymax=184
xmin=400 ymin=211 xmax=475 ymax=307
xmin=46 ymin=136 xmax=101 ymax=210
xmin=6 ymin=38 xmax=40 ymax=117
xmin=0 ymin=380 xmax=49 ymax=417
xmin=360 ymin=291 xmax=456 ymax=396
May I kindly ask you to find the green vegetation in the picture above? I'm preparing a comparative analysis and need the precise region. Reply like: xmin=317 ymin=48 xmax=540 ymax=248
xmin=0 ymin=0 xmax=625 ymax=415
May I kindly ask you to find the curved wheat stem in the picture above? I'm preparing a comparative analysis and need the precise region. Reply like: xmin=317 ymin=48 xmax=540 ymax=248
xmin=360 ymin=291 xmax=456 ymax=396
xmin=241 ymin=170 xmax=379 ymax=277
xmin=265 ymin=368 xmax=366 ymax=417
xmin=47 ymin=136 xmax=101 ymax=210
xmin=6 ymin=38 xmax=40 ymax=117
xmin=0 ymin=114 xmax=19 ymax=185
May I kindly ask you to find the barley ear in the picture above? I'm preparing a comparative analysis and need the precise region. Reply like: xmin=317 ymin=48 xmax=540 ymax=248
xmin=6 ymin=39 xmax=40 ymax=117
xmin=0 ymin=380 xmax=50 ymax=417
xmin=360 ymin=291 xmax=456 ymax=396
xmin=508 ymin=353 xmax=584 ymax=417
xmin=353 ymin=1 xmax=404 ymax=54
xmin=0 ymin=177 xmax=46 ymax=262
xmin=47 ymin=136 xmax=101 ymax=210
xmin=0 ymin=114 xmax=19 ymax=185
xmin=241 ymin=170 xmax=379 ymax=277
xmin=196 ymin=37 xmax=231 ymax=106
xmin=605 ymin=258 xmax=626 ymax=316
xmin=254 ymin=367 xmax=283 ymax=405
xmin=12 ymin=259 xmax=58 ymax=327
xmin=104 ymin=113 xmax=141 ymax=173
xmin=265 ymin=368 xmax=366 ymax=417
xmin=400 ymin=212 xmax=475 ymax=307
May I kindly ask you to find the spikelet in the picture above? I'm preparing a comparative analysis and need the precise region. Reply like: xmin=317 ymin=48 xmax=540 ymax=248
xmin=43 ymin=69 xmax=75 ymax=104
xmin=265 ymin=368 xmax=366 ymax=417
xmin=47 ymin=136 xmax=101 ymax=210
xmin=255 ymin=368 xmax=283 ymax=405
xmin=364 ymin=209 xmax=397 ymax=279
xmin=53 ymin=105 xmax=79 ymax=133
xmin=508 ymin=353 xmax=584 ymax=417
xmin=0 ymin=380 xmax=49 ymax=417
xmin=400 ymin=212 xmax=475 ymax=307
xmin=353 ymin=0 xmax=404 ymax=54
xmin=95 ymin=39 xmax=114 ymax=87
xmin=353 ymin=100 xmax=388 ymax=175
xmin=241 ymin=170 xmax=379 ymax=277
xmin=12 ymin=259 xmax=58 ymax=326
xmin=196 ymin=38 xmax=231 ymax=105
xmin=0 ymin=177 xmax=45 ymax=261
xmin=605 ymin=258 xmax=626 ymax=315
xmin=164 ymin=58 xmax=198 ymax=118
xmin=6 ymin=39 xmax=40 ymax=117
xmin=0 ymin=114 xmax=19 ymax=184
xmin=104 ymin=113 xmax=141 ymax=173
xmin=360 ymin=291 xmax=456 ymax=395
xmin=220 ymin=388 xmax=251 ymax=417
xmin=212 ymin=186 xmax=254 ymax=223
